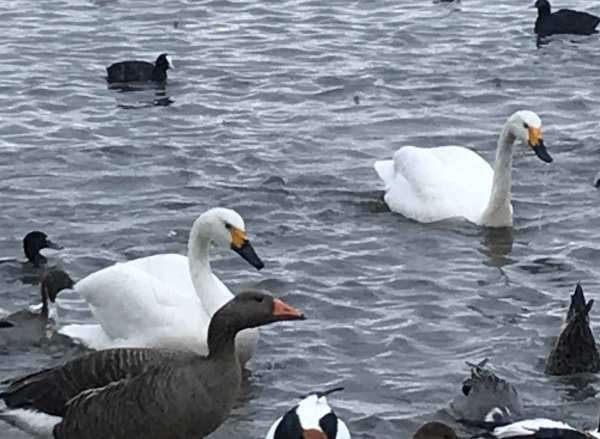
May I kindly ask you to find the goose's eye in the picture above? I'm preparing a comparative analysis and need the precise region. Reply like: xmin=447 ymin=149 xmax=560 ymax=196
xmin=224 ymin=222 xmax=232 ymax=230
xmin=523 ymin=123 xmax=529 ymax=129
xmin=255 ymin=296 xmax=264 ymax=303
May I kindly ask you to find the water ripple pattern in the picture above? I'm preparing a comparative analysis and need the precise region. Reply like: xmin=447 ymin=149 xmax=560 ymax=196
xmin=1 ymin=0 xmax=600 ymax=438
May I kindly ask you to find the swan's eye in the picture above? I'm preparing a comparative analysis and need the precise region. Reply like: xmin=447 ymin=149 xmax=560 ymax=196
xmin=523 ymin=123 xmax=529 ymax=129
xmin=224 ymin=222 xmax=232 ymax=230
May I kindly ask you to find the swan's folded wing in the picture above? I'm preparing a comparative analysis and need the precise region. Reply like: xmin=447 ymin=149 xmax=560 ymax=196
xmin=389 ymin=146 xmax=493 ymax=223
xmin=123 ymin=254 xmax=198 ymax=306
xmin=0 ymin=348 xmax=177 ymax=416
xmin=74 ymin=260 xmax=198 ymax=340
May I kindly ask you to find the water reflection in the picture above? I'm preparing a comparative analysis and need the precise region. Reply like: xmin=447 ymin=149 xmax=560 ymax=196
xmin=554 ymin=373 xmax=600 ymax=401
xmin=112 ymin=88 xmax=174 ymax=109
xmin=479 ymin=227 xmax=514 ymax=269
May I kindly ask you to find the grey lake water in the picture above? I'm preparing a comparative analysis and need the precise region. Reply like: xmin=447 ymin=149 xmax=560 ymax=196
xmin=1 ymin=0 xmax=600 ymax=437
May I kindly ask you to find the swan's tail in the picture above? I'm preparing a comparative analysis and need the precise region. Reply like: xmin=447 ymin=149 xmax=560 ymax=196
xmin=374 ymin=160 xmax=394 ymax=185
xmin=0 ymin=407 xmax=59 ymax=438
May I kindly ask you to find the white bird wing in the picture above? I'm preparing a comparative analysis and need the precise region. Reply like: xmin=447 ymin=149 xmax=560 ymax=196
xmin=493 ymin=419 xmax=577 ymax=438
xmin=376 ymin=145 xmax=493 ymax=223
xmin=71 ymin=254 xmax=204 ymax=342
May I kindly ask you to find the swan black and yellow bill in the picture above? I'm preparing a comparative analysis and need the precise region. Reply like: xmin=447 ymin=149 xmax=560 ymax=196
xmin=528 ymin=127 xmax=553 ymax=163
xmin=229 ymin=227 xmax=265 ymax=270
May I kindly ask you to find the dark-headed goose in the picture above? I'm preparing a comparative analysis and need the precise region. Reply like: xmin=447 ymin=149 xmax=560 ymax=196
xmin=265 ymin=387 xmax=351 ymax=439
xmin=545 ymin=283 xmax=600 ymax=375
xmin=106 ymin=53 xmax=173 ymax=83
xmin=0 ymin=289 xmax=305 ymax=438
xmin=0 ymin=268 xmax=74 ymax=326
xmin=0 ymin=268 xmax=74 ymax=352
xmin=22 ymin=231 xmax=62 ymax=266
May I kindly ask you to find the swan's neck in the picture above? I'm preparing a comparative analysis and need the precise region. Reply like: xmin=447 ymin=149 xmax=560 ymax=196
xmin=188 ymin=232 xmax=231 ymax=316
xmin=480 ymin=124 xmax=515 ymax=227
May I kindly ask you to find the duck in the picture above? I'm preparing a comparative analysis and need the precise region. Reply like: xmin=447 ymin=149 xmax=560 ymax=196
xmin=470 ymin=408 xmax=600 ymax=439
xmin=450 ymin=359 xmax=523 ymax=423
xmin=21 ymin=231 xmax=62 ymax=266
xmin=534 ymin=0 xmax=600 ymax=38
xmin=0 ymin=268 xmax=74 ymax=327
xmin=58 ymin=207 xmax=265 ymax=366
xmin=0 ymin=290 xmax=305 ymax=438
xmin=106 ymin=53 xmax=173 ymax=84
xmin=413 ymin=422 xmax=459 ymax=439
xmin=0 ymin=269 xmax=74 ymax=351
xmin=265 ymin=387 xmax=351 ymax=439
xmin=545 ymin=283 xmax=600 ymax=375
xmin=374 ymin=111 xmax=553 ymax=227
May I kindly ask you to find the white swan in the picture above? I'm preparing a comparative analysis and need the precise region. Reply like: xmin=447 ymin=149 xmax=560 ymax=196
xmin=374 ymin=110 xmax=553 ymax=227
xmin=58 ymin=207 xmax=264 ymax=366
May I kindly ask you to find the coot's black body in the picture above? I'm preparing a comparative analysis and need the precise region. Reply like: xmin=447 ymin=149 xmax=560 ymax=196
xmin=106 ymin=53 xmax=172 ymax=83
xmin=535 ymin=0 xmax=599 ymax=37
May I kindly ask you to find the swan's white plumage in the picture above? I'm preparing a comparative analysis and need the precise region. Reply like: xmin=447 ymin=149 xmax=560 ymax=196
xmin=61 ymin=255 xmax=208 ymax=350
xmin=57 ymin=208 xmax=259 ymax=364
xmin=375 ymin=111 xmax=546 ymax=226
xmin=375 ymin=146 xmax=493 ymax=223
xmin=492 ymin=419 xmax=576 ymax=438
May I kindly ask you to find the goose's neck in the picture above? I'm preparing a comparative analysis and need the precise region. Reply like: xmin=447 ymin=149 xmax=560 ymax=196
xmin=206 ymin=313 xmax=238 ymax=360
xmin=480 ymin=124 xmax=515 ymax=226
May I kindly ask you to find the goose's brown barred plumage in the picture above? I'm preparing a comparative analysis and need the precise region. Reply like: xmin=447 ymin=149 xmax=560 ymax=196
xmin=1 ymin=290 xmax=305 ymax=439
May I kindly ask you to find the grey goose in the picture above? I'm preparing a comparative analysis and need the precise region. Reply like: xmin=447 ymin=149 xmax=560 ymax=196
xmin=0 ymin=289 xmax=305 ymax=438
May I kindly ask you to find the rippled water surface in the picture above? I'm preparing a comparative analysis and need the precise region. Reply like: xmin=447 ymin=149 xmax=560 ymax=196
xmin=1 ymin=0 xmax=600 ymax=437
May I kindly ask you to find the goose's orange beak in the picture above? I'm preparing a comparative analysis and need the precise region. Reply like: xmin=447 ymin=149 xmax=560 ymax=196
xmin=272 ymin=298 xmax=305 ymax=320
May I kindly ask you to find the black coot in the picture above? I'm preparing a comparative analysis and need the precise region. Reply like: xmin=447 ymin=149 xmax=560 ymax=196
xmin=106 ymin=53 xmax=173 ymax=83
xmin=535 ymin=0 xmax=599 ymax=38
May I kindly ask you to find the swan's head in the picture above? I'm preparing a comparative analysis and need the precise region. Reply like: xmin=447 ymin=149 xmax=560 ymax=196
xmin=509 ymin=110 xmax=553 ymax=163
xmin=194 ymin=208 xmax=264 ymax=270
